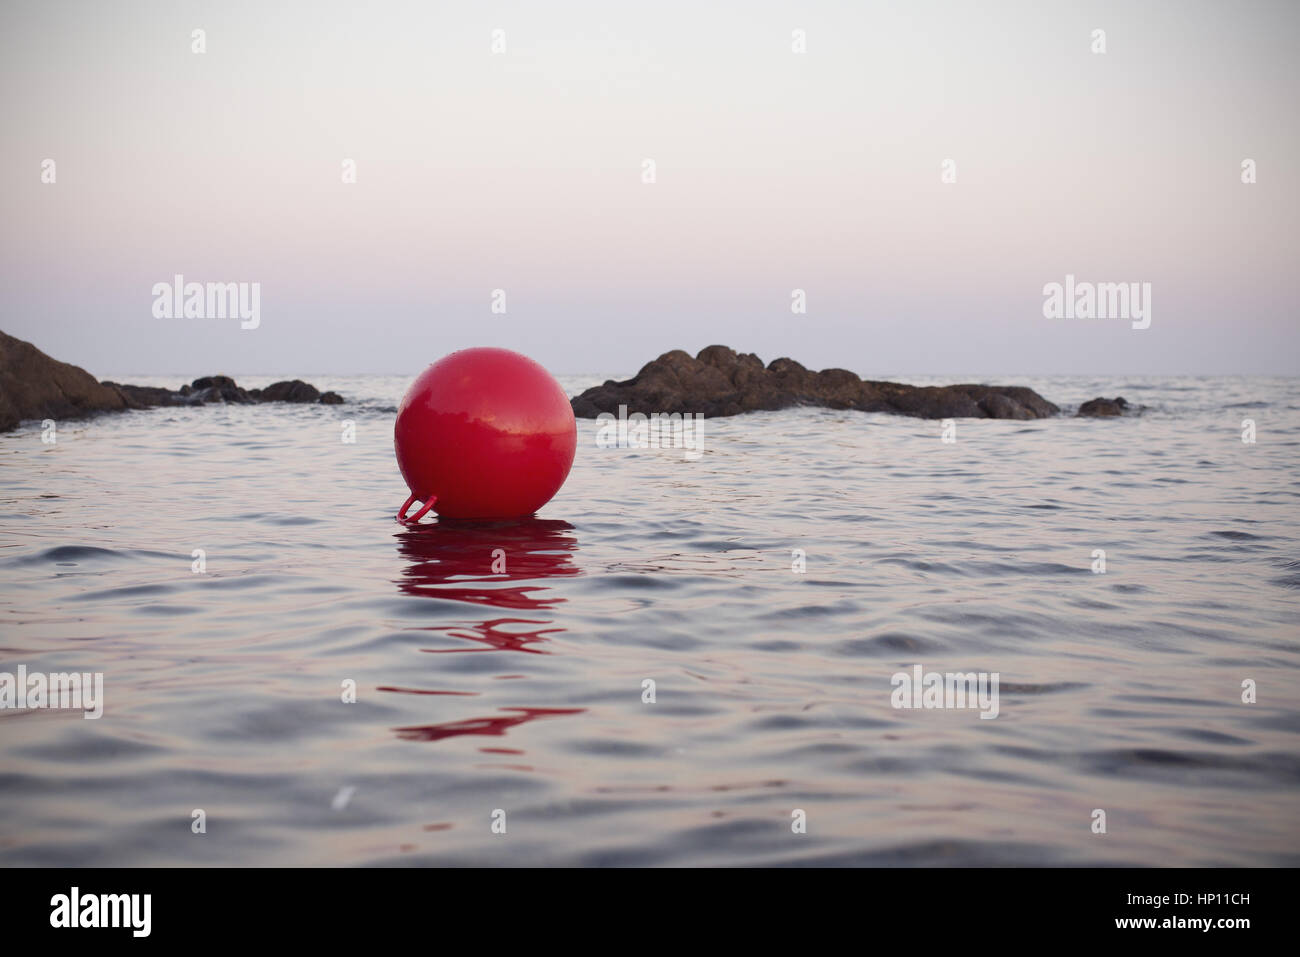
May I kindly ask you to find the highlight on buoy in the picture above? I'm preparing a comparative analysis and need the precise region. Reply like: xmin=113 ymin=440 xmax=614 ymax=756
xmin=393 ymin=347 xmax=577 ymax=522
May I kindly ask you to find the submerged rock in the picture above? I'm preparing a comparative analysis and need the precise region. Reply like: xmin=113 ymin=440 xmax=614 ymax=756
xmin=103 ymin=382 xmax=187 ymax=407
xmin=1076 ymin=396 xmax=1134 ymax=417
xmin=570 ymin=346 xmax=1061 ymax=420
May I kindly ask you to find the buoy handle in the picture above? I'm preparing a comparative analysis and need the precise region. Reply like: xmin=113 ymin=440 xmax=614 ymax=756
xmin=397 ymin=492 xmax=437 ymax=525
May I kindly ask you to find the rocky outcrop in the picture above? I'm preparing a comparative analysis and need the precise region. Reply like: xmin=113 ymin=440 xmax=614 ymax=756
xmin=0 ymin=330 xmax=131 ymax=431
xmin=249 ymin=379 xmax=320 ymax=403
xmin=105 ymin=375 xmax=253 ymax=407
xmin=1076 ymin=396 xmax=1144 ymax=417
xmin=0 ymin=330 xmax=345 ymax=431
xmin=1077 ymin=397 xmax=1127 ymax=417
xmin=104 ymin=376 xmax=341 ymax=409
xmin=571 ymin=346 xmax=1061 ymax=420
xmin=252 ymin=380 xmax=344 ymax=404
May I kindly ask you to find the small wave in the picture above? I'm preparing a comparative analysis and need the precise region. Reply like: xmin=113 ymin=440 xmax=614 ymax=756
xmin=998 ymin=681 xmax=1088 ymax=694
xmin=1204 ymin=530 xmax=1270 ymax=541
xmin=6 ymin=545 xmax=135 ymax=567
xmin=834 ymin=632 xmax=946 ymax=656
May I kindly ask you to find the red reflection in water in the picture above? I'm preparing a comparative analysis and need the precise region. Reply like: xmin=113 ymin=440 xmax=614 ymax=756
xmin=394 ymin=518 xmax=579 ymax=610
xmin=417 ymin=618 xmax=563 ymax=655
xmin=394 ymin=706 xmax=585 ymax=742
xmin=391 ymin=521 xmax=584 ymax=745
xmin=396 ymin=518 xmax=579 ymax=655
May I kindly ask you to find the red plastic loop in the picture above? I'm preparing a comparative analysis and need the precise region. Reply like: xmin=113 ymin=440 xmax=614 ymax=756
xmin=396 ymin=493 xmax=437 ymax=525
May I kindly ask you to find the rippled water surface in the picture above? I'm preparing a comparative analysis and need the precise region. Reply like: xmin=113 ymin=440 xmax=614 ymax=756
xmin=2 ymin=373 xmax=1298 ymax=866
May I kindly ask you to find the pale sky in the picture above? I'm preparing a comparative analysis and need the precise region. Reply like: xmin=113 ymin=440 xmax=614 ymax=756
xmin=1 ymin=0 xmax=1297 ymax=377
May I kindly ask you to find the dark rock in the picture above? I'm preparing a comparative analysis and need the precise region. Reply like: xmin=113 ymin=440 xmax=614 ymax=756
xmin=104 ymin=379 xmax=252 ymax=406
xmin=1077 ymin=396 xmax=1130 ymax=417
xmin=187 ymin=375 xmax=252 ymax=404
xmin=191 ymin=375 xmax=238 ymax=391
xmin=0 ymin=329 xmax=343 ymax=431
xmin=101 ymin=382 xmax=189 ymax=407
xmin=0 ymin=330 xmax=130 ymax=431
xmin=978 ymin=393 xmax=1036 ymax=420
xmin=201 ymin=384 xmax=252 ymax=404
xmin=570 ymin=346 xmax=1061 ymax=420
xmin=255 ymin=380 xmax=321 ymax=403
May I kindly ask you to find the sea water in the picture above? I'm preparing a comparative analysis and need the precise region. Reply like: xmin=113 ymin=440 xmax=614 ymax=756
xmin=1 ymin=373 xmax=1296 ymax=865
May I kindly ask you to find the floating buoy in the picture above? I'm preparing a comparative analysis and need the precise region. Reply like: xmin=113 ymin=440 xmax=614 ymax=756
xmin=394 ymin=347 xmax=576 ymax=522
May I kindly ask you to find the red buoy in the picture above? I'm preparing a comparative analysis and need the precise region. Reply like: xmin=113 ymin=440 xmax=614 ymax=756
xmin=394 ymin=347 xmax=576 ymax=522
